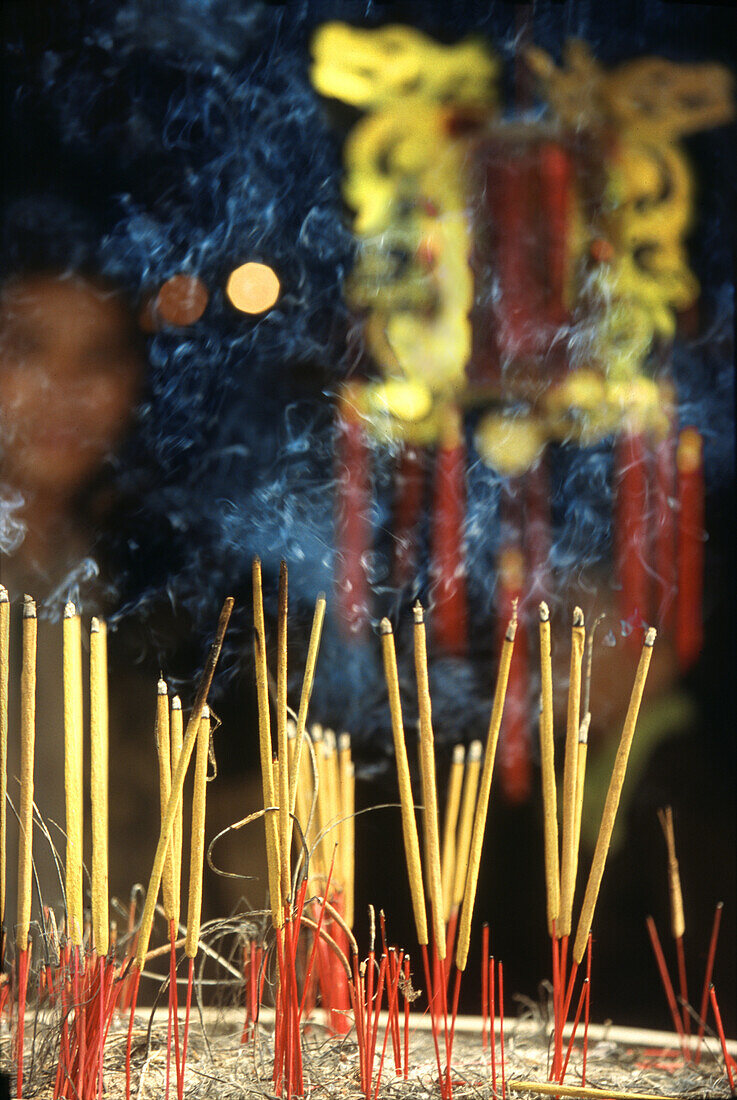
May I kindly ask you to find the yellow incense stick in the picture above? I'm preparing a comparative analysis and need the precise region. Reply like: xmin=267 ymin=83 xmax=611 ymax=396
xmin=135 ymin=596 xmax=233 ymax=969
xmin=413 ymin=603 xmax=446 ymax=959
xmin=324 ymin=730 xmax=341 ymax=874
xmin=509 ymin=1080 xmax=675 ymax=1100
xmin=539 ymin=602 xmax=559 ymax=936
xmin=345 ymin=759 xmax=356 ymax=929
xmin=559 ymin=607 xmax=585 ymax=938
xmin=170 ymin=696 xmax=184 ymax=926
xmin=452 ymin=740 xmax=483 ymax=911
xmin=276 ymin=561 xmax=291 ymax=901
xmin=155 ymin=679 xmax=176 ymax=921
xmin=379 ymin=618 xmax=428 ymax=946
xmin=456 ymin=611 xmax=517 ymax=971
xmin=63 ymin=602 xmax=84 ymax=946
xmin=16 ymin=596 xmax=37 ymax=952
xmin=287 ymin=593 xmax=326 ymax=827
xmin=657 ymin=806 xmax=685 ymax=940
xmin=0 ymin=586 xmax=9 ymax=932
xmin=338 ymin=732 xmax=352 ymax=899
xmin=570 ymin=710 xmax=591 ymax=915
xmin=573 ymin=628 xmax=656 ymax=963
xmin=441 ymin=744 xmax=465 ymax=924
xmin=90 ymin=617 xmax=109 ymax=956
xmin=185 ymin=706 xmax=211 ymax=958
xmin=252 ymin=559 xmax=283 ymax=928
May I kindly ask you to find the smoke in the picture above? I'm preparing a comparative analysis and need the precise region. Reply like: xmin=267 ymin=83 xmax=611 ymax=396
xmin=1 ymin=1 xmax=734 ymax=751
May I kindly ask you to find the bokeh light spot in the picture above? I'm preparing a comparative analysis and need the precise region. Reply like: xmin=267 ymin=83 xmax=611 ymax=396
xmin=226 ymin=262 xmax=280 ymax=314
xmin=156 ymin=274 xmax=209 ymax=326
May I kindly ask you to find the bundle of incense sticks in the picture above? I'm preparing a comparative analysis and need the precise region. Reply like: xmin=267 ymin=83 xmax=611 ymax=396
xmin=0 ymin=588 xmax=235 ymax=1100
xmin=1 ymin=575 xmax=734 ymax=1100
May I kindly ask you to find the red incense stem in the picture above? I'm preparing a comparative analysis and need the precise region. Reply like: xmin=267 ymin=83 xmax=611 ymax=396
xmin=364 ymin=949 xmax=376 ymax=1093
xmin=179 ymin=958 xmax=195 ymax=1100
xmin=421 ymin=942 xmax=447 ymax=1100
xmin=676 ymin=427 xmax=704 ymax=670
xmin=482 ymin=923 xmax=489 ymax=1050
xmin=298 ymin=860 xmax=335 ymax=1020
xmin=74 ymin=947 xmax=87 ymax=1100
xmin=16 ymin=946 xmax=30 ymax=1100
xmin=550 ymin=926 xmax=560 ymax=1081
xmin=646 ymin=915 xmax=688 ymax=1057
xmin=373 ymin=952 xmax=403 ymax=1100
xmin=695 ymin=901 xmax=723 ymax=1063
xmin=616 ymin=429 xmax=651 ymax=640
xmin=368 ymin=954 xmax=388 ymax=1096
xmin=125 ymin=967 xmax=142 ymax=1100
xmin=499 ymin=961 xmax=506 ymax=1100
xmin=394 ymin=444 xmax=425 ymax=586
xmin=430 ymin=407 xmax=468 ymax=657
xmin=403 ymin=955 xmax=411 ymax=1080
xmin=675 ymin=934 xmax=691 ymax=1040
xmin=560 ymin=980 xmax=589 ymax=1083
xmin=709 ymin=984 xmax=735 ymax=1091
xmin=387 ymin=949 xmax=403 ymax=1075
xmin=447 ymin=967 xmax=463 ymax=1091
xmin=335 ymin=386 xmax=372 ymax=640
xmin=352 ymin=954 xmax=367 ymax=1094
xmin=489 ymin=957 xmax=496 ymax=1091
xmin=654 ymin=429 xmax=677 ymax=631
xmin=582 ymin=934 xmax=593 ymax=1087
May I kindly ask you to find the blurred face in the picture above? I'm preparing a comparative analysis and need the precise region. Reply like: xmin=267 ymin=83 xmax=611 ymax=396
xmin=0 ymin=274 xmax=144 ymax=497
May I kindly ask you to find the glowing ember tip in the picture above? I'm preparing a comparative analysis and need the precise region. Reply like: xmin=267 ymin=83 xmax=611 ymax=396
xmin=379 ymin=617 xmax=392 ymax=635
xmin=226 ymin=261 xmax=280 ymax=314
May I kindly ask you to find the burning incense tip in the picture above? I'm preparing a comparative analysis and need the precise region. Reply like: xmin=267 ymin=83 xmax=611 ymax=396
xmin=90 ymin=616 xmax=100 ymax=633
xmin=468 ymin=739 xmax=483 ymax=761
xmin=338 ymin=732 xmax=351 ymax=752
xmin=539 ymin=601 xmax=550 ymax=622
xmin=413 ymin=601 xmax=424 ymax=623
xmin=172 ymin=695 xmax=182 ymax=710
xmin=63 ymin=600 xmax=77 ymax=619
xmin=452 ymin=743 xmax=465 ymax=764
xmin=573 ymin=606 xmax=584 ymax=627
xmin=157 ymin=678 xmax=168 ymax=695
xmin=644 ymin=627 xmax=657 ymax=646
xmin=505 ymin=615 xmax=518 ymax=642
xmin=579 ymin=712 xmax=591 ymax=744
xmin=0 ymin=585 xmax=8 ymax=603
xmin=23 ymin=595 xmax=36 ymax=618
xmin=379 ymin=617 xmax=393 ymax=635
xmin=201 ymin=704 xmax=210 ymax=719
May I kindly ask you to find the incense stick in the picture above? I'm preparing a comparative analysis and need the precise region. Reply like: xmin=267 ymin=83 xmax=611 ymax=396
xmin=63 ymin=601 xmax=85 ymax=946
xmin=16 ymin=595 xmax=37 ymax=952
xmin=570 ymin=712 xmax=591 ymax=907
xmin=441 ymin=744 xmax=465 ymax=924
xmin=135 ymin=595 xmax=234 ymax=968
xmin=509 ymin=1081 xmax=679 ymax=1100
xmin=573 ymin=628 xmax=656 ymax=963
xmin=170 ymin=696 xmax=184 ymax=926
xmin=538 ymin=602 xmax=559 ymax=937
xmin=0 ymin=585 xmax=8 ymax=936
xmin=185 ymin=707 xmax=211 ymax=958
xmin=155 ymin=679 xmax=177 ymax=922
xmin=277 ymin=561 xmax=291 ymax=901
xmin=451 ymin=741 xmax=482 ymax=912
xmin=456 ymin=610 xmax=517 ymax=971
xmin=560 ymin=607 xmax=585 ymax=938
xmin=90 ymin=617 xmax=109 ymax=956
xmin=413 ymin=603 xmax=446 ymax=959
xmin=288 ymin=593 xmax=326 ymax=828
xmin=379 ymin=618 xmax=428 ymax=947
xmin=657 ymin=806 xmax=685 ymax=941
xmin=252 ymin=559 xmax=283 ymax=928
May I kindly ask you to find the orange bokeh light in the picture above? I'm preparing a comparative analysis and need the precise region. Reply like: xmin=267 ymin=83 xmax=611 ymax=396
xmin=226 ymin=262 xmax=280 ymax=314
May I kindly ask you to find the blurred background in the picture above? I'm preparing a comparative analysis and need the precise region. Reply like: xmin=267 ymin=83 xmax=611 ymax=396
xmin=1 ymin=0 xmax=734 ymax=1032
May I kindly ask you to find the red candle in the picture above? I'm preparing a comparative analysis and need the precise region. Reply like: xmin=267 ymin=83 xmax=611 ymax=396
xmin=393 ymin=443 xmax=425 ymax=587
xmin=676 ymin=427 xmax=704 ymax=670
xmin=335 ymin=385 xmax=371 ymax=639
xmin=497 ymin=547 xmax=531 ymax=804
xmin=538 ymin=142 xmax=571 ymax=330
xmin=653 ymin=429 xmax=677 ymax=633
xmin=615 ymin=429 xmax=651 ymax=640
xmin=430 ymin=406 xmax=468 ymax=656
